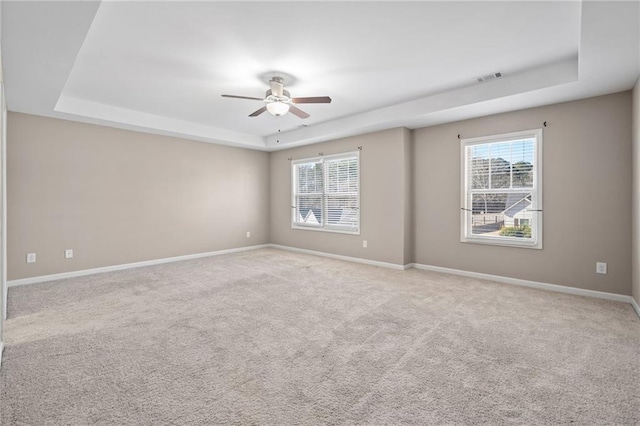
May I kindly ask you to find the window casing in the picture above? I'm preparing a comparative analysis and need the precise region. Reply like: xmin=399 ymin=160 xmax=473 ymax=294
xmin=461 ymin=129 xmax=543 ymax=249
xmin=292 ymin=152 xmax=360 ymax=234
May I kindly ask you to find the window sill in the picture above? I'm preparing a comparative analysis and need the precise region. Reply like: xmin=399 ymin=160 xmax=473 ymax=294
xmin=461 ymin=236 xmax=542 ymax=250
xmin=292 ymin=225 xmax=360 ymax=235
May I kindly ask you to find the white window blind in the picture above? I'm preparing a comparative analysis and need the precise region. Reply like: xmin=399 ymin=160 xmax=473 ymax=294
xmin=461 ymin=129 xmax=542 ymax=249
xmin=292 ymin=152 xmax=360 ymax=234
xmin=293 ymin=159 xmax=324 ymax=227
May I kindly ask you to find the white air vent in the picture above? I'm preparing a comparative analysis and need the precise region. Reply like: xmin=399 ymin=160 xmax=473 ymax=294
xmin=476 ymin=72 xmax=502 ymax=83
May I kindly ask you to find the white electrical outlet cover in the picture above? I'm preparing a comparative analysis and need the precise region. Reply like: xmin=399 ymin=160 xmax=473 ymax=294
xmin=26 ymin=253 xmax=36 ymax=263
xmin=65 ymin=249 xmax=73 ymax=259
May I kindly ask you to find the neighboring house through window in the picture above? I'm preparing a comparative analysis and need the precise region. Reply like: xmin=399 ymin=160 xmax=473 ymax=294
xmin=292 ymin=151 xmax=360 ymax=234
xmin=461 ymin=129 xmax=542 ymax=248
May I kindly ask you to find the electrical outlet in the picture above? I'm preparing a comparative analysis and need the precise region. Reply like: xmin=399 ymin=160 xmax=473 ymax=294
xmin=363 ymin=240 xmax=368 ymax=248
xmin=246 ymin=231 xmax=251 ymax=238
xmin=26 ymin=252 xmax=36 ymax=263
xmin=596 ymin=262 xmax=607 ymax=274
xmin=65 ymin=249 xmax=73 ymax=259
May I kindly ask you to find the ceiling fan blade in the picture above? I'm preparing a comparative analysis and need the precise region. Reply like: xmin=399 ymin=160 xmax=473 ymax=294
xmin=292 ymin=96 xmax=332 ymax=104
xmin=222 ymin=94 xmax=264 ymax=101
xmin=270 ymin=79 xmax=284 ymax=97
xmin=289 ymin=105 xmax=310 ymax=119
xmin=249 ymin=106 xmax=268 ymax=117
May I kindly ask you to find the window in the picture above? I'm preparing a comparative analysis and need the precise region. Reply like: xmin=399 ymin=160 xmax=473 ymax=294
xmin=461 ymin=129 xmax=542 ymax=249
xmin=292 ymin=152 xmax=359 ymax=234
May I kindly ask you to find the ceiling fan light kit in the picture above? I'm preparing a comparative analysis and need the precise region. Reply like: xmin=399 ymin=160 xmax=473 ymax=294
xmin=266 ymin=101 xmax=290 ymax=117
xmin=222 ymin=75 xmax=331 ymax=119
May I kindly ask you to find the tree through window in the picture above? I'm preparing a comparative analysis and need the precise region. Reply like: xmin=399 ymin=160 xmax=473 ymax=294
xmin=461 ymin=129 xmax=542 ymax=248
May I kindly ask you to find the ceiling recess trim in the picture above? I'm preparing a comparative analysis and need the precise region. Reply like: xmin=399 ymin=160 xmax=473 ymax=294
xmin=55 ymin=96 xmax=265 ymax=149
xmin=265 ymin=57 xmax=578 ymax=150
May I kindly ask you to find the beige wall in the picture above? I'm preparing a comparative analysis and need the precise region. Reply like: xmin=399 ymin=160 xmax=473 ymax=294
xmin=414 ymin=92 xmax=632 ymax=295
xmin=270 ymin=128 xmax=411 ymax=266
xmin=7 ymin=91 xmax=636 ymax=298
xmin=7 ymin=112 xmax=270 ymax=280
xmin=632 ymin=79 xmax=640 ymax=305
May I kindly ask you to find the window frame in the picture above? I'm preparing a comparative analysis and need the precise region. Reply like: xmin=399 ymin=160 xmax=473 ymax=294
xmin=291 ymin=151 xmax=360 ymax=235
xmin=460 ymin=129 xmax=543 ymax=249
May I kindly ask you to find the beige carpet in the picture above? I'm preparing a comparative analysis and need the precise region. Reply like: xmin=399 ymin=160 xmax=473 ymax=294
xmin=1 ymin=248 xmax=639 ymax=425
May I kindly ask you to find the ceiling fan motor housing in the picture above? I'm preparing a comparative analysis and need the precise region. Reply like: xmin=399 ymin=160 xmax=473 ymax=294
xmin=265 ymin=89 xmax=292 ymax=103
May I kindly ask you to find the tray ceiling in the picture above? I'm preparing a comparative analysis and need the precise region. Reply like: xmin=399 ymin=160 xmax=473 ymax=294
xmin=2 ymin=1 xmax=639 ymax=150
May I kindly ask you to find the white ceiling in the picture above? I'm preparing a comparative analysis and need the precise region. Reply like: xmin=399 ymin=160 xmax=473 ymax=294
xmin=2 ymin=1 xmax=639 ymax=151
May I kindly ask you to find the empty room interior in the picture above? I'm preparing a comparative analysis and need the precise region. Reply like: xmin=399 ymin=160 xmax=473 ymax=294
xmin=0 ymin=1 xmax=639 ymax=424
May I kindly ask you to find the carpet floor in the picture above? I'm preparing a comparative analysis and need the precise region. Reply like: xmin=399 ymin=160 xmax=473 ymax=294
xmin=1 ymin=248 xmax=639 ymax=425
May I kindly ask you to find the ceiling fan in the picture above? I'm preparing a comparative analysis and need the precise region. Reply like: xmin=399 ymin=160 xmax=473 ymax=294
xmin=222 ymin=76 xmax=331 ymax=119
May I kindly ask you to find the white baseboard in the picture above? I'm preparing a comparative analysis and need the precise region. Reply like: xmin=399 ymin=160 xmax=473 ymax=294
xmin=410 ymin=263 xmax=632 ymax=304
xmin=266 ymin=246 xmax=635 ymax=307
xmin=7 ymin=244 xmax=270 ymax=287
xmin=268 ymin=244 xmax=410 ymax=270
xmin=632 ymin=297 xmax=640 ymax=319
xmin=7 ymin=243 xmax=638 ymax=316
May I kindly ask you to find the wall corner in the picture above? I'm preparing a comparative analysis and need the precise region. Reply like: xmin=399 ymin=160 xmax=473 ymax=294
xmin=632 ymin=77 xmax=640 ymax=308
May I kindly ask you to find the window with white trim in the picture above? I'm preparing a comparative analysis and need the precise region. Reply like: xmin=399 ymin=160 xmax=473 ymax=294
xmin=292 ymin=152 xmax=360 ymax=234
xmin=461 ymin=129 xmax=542 ymax=249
